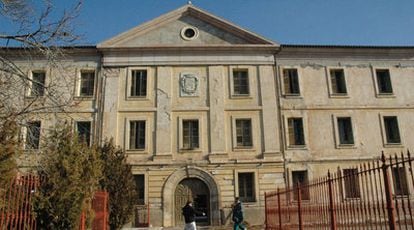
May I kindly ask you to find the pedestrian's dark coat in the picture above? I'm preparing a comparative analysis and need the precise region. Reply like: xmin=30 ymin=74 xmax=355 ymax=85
xmin=232 ymin=201 xmax=244 ymax=223
xmin=182 ymin=203 xmax=196 ymax=224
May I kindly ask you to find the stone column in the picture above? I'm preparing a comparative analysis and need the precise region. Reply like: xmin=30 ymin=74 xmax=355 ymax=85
xmin=208 ymin=66 xmax=228 ymax=163
xmin=259 ymin=65 xmax=282 ymax=160
xmin=154 ymin=66 xmax=173 ymax=161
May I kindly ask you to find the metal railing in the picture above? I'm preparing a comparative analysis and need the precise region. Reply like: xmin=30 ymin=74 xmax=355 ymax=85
xmin=265 ymin=151 xmax=414 ymax=229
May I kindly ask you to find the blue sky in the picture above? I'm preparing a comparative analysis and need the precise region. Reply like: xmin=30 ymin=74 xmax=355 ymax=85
xmin=3 ymin=0 xmax=414 ymax=46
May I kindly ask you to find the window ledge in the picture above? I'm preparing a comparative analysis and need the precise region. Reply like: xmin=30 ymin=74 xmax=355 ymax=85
xmin=383 ymin=143 xmax=404 ymax=148
xmin=336 ymin=144 xmax=356 ymax=149
xmin=126 ymin=149 xmax=148 ymax=154
xmin=287 ymin=145 xmax=307 ymax=150
xmin=74 ymin=96 xmax=95 ymax=100
xmin=231 ymin=94 xmax=252 ymax=99
xmin=329 ymin=94 xmax=349 ymax=99
xmin=283 ymin=94 xmax=302 ymax=99
xmin=233 ymin=147 xmax=255 ymax=152
xmin=376 ymin=93 xmax=395 ymax=98
xmin=127 ymin=96 xmax=149 ymax=101
xmin=179 ymin=148 xmax=202 ymax=153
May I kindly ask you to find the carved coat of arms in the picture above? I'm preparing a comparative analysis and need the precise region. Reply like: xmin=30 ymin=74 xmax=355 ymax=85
xmin=180 ymin=73 xmax=199 ymax=96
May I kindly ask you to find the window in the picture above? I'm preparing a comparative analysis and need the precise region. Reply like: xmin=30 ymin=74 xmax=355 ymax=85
xmin=25 ymin=121 xmax=41 ymax=149
xmin=130 ymin=121 xmax=146 ymax=150
xmin=283 ymin=69 xmax=300 ymax=95
xmin=134 ymin=175 xmax=145 ymax=205
xmin=182 ymin=120 xmax=199 ymax=149
xmin=330 ymin=69 xmax=347 ymax=94
xmin=235 ymin=119 xmax=252 ymax=147
xmin=131 ymin=70 xmax=147 ymax=97
xmin=343 ymin=168 xmax=360 ymax=198
xmin=287 ymin=118 xmax=305 ymax=146
xmin=392 ymin=167 xmax=409 ymax=196
xmin=383 ymin=116 xmax=401 ymax=144
xmin=238 ymin=172 xmax=255 ymax=202
xmin=292 ymin=170 xmax=309 ymax=200
xmin=376 ymin=69 xmax=393 ymax=94
xmin=30 ymin=71 xmax=45 ymax=96
xmin=337 ymin=117 xmax=354 ymax=145
xmin=76 ymin=121 xmax=91 ymax=146
xmin=79 ymin=71 xmax=95 ymax=96
xmin=233 ymin=69 xmax=249 ymax=95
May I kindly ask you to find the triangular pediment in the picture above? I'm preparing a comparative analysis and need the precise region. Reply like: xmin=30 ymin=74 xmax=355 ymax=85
xmin=98 ymin=4 xmax=278 ymax=48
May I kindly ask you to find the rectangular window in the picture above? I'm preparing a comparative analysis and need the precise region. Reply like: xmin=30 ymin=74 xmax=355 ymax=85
xmin=182 ymin=120 xmax=199 ymax=149
xmin=233 ymin=69 xmax=249 ymax=95
xmin=376 ymin=69 xmax=393 ymax=94
xmin=292 ymin=170 xmax=309 ymax=200
xmin=288 ymin=118 xmax=305 ymax=146
xmin=235 ymin=119 xmax=252 ymax=147
xmin=330 ymin=69 xmax=347 ymax=94
xmin=25 ymin=121 xmax=41 ymax=149
xmin=383 ymin=116 xmax=401 ymax=144
xmin=343 ymin=168 xmax=360 ymax=198
xmin=30 ymin=71 xmax=46 ymax=96
xmin=76 ymin=121 xmax=92 ymax=146
xmin=131 ymin=70 xmax=147 ymax=97
xmin=283 ymin=69 xmax=300 ymax=95
xmin=130 ymin=121 xmax=146 ymax=150
xmin=238 ymin=172 xmax=255 ymax=202
xmin=134 ymin=175 xmax=145 ymax=205
xmin=392 ymin=167 xmax=409 ymax=196
xmin=337 ymin=117 xmax=354 ymax=145
xmin=80 ymin=71 xmax=95 ymax=96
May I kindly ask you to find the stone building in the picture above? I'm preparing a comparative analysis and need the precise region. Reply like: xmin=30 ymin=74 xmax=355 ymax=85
xmin=10 ymin=3 xmax=414 ymax=227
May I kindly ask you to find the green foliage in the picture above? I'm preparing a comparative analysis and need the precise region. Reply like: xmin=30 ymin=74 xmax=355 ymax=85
xmin=99 ymin=139 xmax=137 ymax=230
xmin=0 ymin=120 xmax=19 ymax=208
xmin=33 ymin=123 xmax=102 ymax=230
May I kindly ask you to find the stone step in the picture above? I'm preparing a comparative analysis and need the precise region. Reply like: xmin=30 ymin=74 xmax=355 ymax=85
xmin=123 ymin=224 xmax=264 ymax=230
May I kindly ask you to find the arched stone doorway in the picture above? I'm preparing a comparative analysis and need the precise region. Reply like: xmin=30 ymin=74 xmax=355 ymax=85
xmin=162 ymin=167 xmax=220 ymax=227
xmin=175 ymin=178 xmax=210 ymax=226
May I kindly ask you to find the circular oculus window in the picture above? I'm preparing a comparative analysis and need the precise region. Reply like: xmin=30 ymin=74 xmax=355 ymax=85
xmin=180 ymin=26 xmax=199 ymax=40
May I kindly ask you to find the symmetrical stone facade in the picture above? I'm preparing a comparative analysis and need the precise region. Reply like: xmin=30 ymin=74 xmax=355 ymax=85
xmin=8 ymin=4 xmax=414 ymax=227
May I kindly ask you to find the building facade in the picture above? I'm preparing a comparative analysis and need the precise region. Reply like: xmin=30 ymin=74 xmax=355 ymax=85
xmin=11 ymin=4 xmax=414 ymax=227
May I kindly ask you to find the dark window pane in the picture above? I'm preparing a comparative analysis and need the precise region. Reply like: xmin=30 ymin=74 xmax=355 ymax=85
xmin=376 ymin=70 xmax=393 ymax=94
xmin=26 ymin=121 xmax=41 ymax=149
xmin=384 ymin=116 xmax=401 ymax=144
xmin=76 ymin=121 xmax=91 ymax=146
xmin=31 ymin=71 xmax=45 ymax=96
xmin=337 ymin=117 xmax=354 ymax=145
xmin=283 ymin=69 xmax=300 ymax=95
xmin=238 ymin=173 xmax=255 ymax=202
xmin=130 ymin=121 xmax=146 ymax=149
xmin=288 ymin=118 xmax=305 ymax=146
xmin=343 ymin=169 xmax=360 ymax=198
xmin=131 ymin=70 xmax=147 ymax=97
xmin=80 ymin=71 xmax=95 ymax=96
xmin=233 ymin=70 xmax=249 ymax=95
xmin=392 ymin=167 xmax=409 ymax=196
xmin=292 ymin=170 xmax=309 ymax=200
xmin=330 ymin=69 xmax=347 ymax=94
xmin=134 ymin=175 xmax=145 ymax=205
xmin=182 ymin=120 xmax=199 ymax=149
xmin=236 ymin=119 xmax=252 ymax=147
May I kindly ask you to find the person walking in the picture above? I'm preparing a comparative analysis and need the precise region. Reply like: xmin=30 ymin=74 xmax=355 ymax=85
xmin=232 ymin=197 xmax=245 ymax=230
xmin=182 ymin=200 xmax=197 ymax=230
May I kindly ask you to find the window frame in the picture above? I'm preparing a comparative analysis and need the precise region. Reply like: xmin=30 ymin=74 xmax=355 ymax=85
xmin=391 ymin=166 xmax=409 ymax=197
xmin=281 ymin=67 xmax=301 ymax=97
xmin=233 ymin=118 xmax=253 ymax=149
xmin=27 ymin=70 xmax=47 ymax=97
xmin=75 ymin=120 xmax=93 ymax=146
xmin=372 ymin=68 xmax=394 ymax=97
xmin=76 ymin=69 xmax=96 ymax=98
xmin=379 ymin=114 xmax=403 ymax=147
xmin=180 ymin=119 xmax=200 ymax=151
xmin=342 ymin=168 xmax=361 ymax=199
xmin=326 ymin=67 xmax=349 ymax=98
xmin=24 ymin=121 xmax=41 ymax=150
xmin=235 ymin=170 xmax=258 ymax=203
xmin=178 ymin=115 xmax=203 ymax=152
xmin=291 ymin=170 xmax=310 ymax=201
xmin=286 ymin=117 xmax=306 ymax=148
xmin=332 ymin=115 xmax=356 ymax=148
xmin=229 ymin=66 xmax=253 ymax=98
xmin=127 ymin=68 xmax=150 ymax=99
xmin=125 ymin=117 xmax=150 ymax=153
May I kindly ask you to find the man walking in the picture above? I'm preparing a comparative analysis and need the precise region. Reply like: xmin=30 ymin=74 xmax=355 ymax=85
xmin=232 ymin=197 xmax=245 ymax=230
xmin=182 ymin=200 xmax=197 ymax=230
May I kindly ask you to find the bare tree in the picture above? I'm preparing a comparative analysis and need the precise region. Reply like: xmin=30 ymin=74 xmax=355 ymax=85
xmin=0 ymin=0 xmax=83 ymax=126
